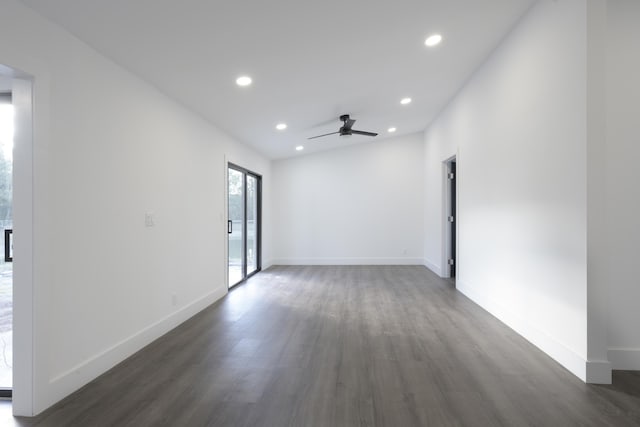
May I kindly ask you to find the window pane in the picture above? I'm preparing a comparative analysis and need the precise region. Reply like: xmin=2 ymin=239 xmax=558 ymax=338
xmin=228 ymin=168 xmax=244 ymax=287
xmin=247 ymin=175 xmax=258 ymax=274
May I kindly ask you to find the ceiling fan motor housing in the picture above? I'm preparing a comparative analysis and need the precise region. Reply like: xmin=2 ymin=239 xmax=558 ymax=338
xmin=340 ymin=114 xmax=354 ymax=136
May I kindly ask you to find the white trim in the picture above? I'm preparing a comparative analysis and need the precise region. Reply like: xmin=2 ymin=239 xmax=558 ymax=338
xmin=586 ymin=360 xmax=612 ymax=384
xmin=271 ymin=257 xmax=425 ymax=266
xmin=423 ymin=258 xmax=442 ymax=276
xmin=608 ymin=348 xmax=640 ymax=371
xmin=457 ymin=279 xmax=593 ymax=382
xmin=46 ymin=286 xmax=227 ymax=406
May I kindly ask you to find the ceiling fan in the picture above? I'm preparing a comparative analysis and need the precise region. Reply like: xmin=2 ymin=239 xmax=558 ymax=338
xmin=308 ymin=114 xmax=378 ymax=140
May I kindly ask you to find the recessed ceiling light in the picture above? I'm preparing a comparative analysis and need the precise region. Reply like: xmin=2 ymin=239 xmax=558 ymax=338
xmin=425 ymin=34 xmax=443 ymax=47
xmin=400 ymin=97 xmax=412 ymax=105
xmin=276 ymin=123 xmax=287 ymax=130
xmin=235 ymin=76 xmax=252 ymax=87
xmin=388 ymin=127 xmax=397 ymax=133
xmin=295 ymin=146 xmax=304 ymax=151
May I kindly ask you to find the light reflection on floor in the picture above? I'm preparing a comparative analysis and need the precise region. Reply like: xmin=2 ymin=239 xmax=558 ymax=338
xmin=229 ymin=265 xmax=243 ymax=288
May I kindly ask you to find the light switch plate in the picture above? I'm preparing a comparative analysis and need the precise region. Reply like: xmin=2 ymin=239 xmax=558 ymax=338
xmin=145 ymin=212 xmax=155 ymax=227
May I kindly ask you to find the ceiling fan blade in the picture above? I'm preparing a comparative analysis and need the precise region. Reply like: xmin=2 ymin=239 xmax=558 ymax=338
xmin=307 ymin=131 xmax=340 ymax=140
xmin=351 ymin=130 xmax=378 ymax=137
xmin=344 ymin=118 xmax=356 ymax=130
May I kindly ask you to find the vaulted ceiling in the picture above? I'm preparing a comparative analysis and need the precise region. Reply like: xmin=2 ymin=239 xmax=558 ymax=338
xmin=21 ymin=0 xmax=535 ymax=158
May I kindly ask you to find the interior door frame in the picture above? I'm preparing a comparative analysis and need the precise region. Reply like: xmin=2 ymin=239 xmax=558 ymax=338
xmin=227 ymin=162 xmax=262 ymax=288
xmin=442 ymin=155 xmax=457 ymax=281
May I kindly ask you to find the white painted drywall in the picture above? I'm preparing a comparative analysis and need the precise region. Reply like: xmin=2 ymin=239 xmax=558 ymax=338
xmin=0 ymin=0 xmax=270 ymax=415
xmin=272 ymin=133 xmax=424 ymax=264
xmin=585 ymin=0 xmax=611 ymax=384
xmin=605 ymin=0 xmax=640 ymax=370
xmin=424 ymin=0 xmax=591 ymax=380
xmin=423 ymin=122 xmax=457 ymax=277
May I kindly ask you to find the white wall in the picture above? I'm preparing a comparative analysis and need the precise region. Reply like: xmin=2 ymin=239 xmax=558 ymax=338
xmin=605 ymin=0 xmax=640 ymax=370
xmin=424 ymin=0 xmax=595 ymax=381
xmin=423 ymin=120 xmax=457 ymax=277
xmin=0 ymin=0 xmax=270 ymax=415
xmin=585 ymin=0 xmax=610 ymax=383
xmin=272 ymin=133 xmax=424 ymax=265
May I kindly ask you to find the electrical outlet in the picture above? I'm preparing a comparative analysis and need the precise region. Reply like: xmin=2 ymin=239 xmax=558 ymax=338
xmin=171 ymin=293 xmax=177 ymax=306
xmin=402 ymin=248 xmax=407 ymax=255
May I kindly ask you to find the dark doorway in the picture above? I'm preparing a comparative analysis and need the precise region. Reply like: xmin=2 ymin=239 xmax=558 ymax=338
xmin=448 ymin=160 xmax=456 ymax=278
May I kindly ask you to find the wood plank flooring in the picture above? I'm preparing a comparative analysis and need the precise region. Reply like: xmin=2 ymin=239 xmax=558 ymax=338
xmin=9 ymin=266 xmax=640 ymax=426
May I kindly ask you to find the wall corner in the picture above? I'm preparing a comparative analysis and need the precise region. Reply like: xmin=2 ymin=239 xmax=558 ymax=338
xmin=585 ymin=359 xmax=612 ymax=384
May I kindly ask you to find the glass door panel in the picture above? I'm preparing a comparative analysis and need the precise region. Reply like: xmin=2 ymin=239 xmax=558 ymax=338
xmin=227 ymin=164 xmax=261 ymax=288
xmin=228 ymin=168 xmax=244 ymax=288
xmin=246 ymin=175 xmax=258 ymax=275
xmin=0 ymin=93 xmax=14 ymax=397
xmin=0 ymin=95 xmax=13 ymax=391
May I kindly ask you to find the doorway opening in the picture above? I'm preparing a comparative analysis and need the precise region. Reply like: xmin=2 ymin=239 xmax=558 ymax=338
xmin=0 ymin=86 xmax=12 ymax=398
xmin=0 ymin=64 xmax=35 ymax=415
xmin=444 ymin=158 xmax=457 ymax=279
xmin=227 ymin=163 xmax=261 ymax=288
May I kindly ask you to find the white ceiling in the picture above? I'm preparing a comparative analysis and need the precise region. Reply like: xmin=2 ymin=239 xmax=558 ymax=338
xmin=21 ymin=0 xmax=535 ymax=159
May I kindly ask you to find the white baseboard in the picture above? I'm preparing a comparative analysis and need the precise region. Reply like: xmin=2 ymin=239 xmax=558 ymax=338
xmin=270 ymin=257 xmax=424 ymax=265
xmin=46 ymin=286 xmax=228 ymax=408
xmin=262 ymin=259 xmax=273 ymax=270
xmin=423 ymin=258 xmax=442 ymax=277
xmin=457 ymin=279 xmax=601 ymax=383
xmin=608 ymin=348 xmax=640 ymax=371
xmin=586 ymin=360 xmax=612 ymax=383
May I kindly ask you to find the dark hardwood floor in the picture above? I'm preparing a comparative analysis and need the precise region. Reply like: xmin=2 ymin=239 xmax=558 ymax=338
xmin=8 ymin=266 xmax=640 ymax=426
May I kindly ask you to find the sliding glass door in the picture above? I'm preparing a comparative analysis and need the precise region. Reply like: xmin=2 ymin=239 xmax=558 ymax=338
xmin=246 ymin=174 xmax=258 ymax=274
xmin=228 ymin=164 xmax=261 ymax=288
xmin=228 ymin=167 xmax=244 ymax=287
xmin=0 ymin=90 xmax=13 ymax=396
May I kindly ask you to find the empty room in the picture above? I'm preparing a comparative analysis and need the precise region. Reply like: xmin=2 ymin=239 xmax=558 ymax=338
xmin=0 ymin=0 xmax=639 ymax=425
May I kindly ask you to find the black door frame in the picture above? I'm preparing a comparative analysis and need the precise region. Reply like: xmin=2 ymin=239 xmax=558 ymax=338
xmin=228 ymin=163 xmax=262 ymax=288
